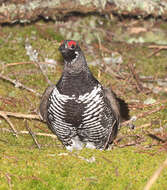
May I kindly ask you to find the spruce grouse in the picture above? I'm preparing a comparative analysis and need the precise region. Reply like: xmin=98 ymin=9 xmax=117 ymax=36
xmin=39 ymin=40 xmax=120 ymax=151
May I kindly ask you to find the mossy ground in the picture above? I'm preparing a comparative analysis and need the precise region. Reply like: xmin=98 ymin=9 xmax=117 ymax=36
xmin=0 ymin=18 xmax=167 ymax=190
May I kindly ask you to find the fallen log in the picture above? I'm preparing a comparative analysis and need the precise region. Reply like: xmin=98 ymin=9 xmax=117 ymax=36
xmin=0 ymin=0 xmax=167 ymax=24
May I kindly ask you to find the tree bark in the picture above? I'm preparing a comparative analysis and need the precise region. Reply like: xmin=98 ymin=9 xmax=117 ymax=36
xmin=0 ymin=0 xmax=167 ymax=24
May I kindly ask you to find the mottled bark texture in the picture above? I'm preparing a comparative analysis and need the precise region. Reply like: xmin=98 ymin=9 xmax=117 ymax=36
xmin=0 ymin=0 xmax=167 ymax=24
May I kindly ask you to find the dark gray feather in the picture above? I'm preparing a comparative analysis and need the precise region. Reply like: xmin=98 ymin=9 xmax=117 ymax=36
xmin=104 ymin=88 xmax=120 ymax=121
xmin=39 ymin=85 xmax=56 ymax=122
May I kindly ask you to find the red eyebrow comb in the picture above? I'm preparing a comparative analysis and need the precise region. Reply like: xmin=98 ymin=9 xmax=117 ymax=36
xmin=68 ymin=40 xmax=76 ymax=47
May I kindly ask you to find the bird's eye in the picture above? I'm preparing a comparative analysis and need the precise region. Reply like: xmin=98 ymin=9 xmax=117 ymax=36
xmin=71 ymin=44 xmax=75 ymax=49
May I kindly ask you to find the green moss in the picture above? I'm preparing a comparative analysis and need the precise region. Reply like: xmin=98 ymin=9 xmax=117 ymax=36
xmin=0 ymin=136 xmax=166 ymax=190
xmin=46 ymin=28 xmax=64 ymax=41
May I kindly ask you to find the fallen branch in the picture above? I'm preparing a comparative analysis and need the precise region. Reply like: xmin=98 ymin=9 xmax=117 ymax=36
xmin=5 ymin=173 xmax=12 ymax=190
xmin=148 ymin=45 xmax=167 ymax=57
xmin=144 ymin=157 xmax=167 ymax=190
xmin=147 ymin=133 xmax=166 ymax=143
xmin=128 ymin=63 xmax=143 ymax=92
xmin=0 ymin=110 xmax=41 ymax=120
xmin=0 ymin=111 xmax=18 ymax=137
xmin=0 ymin=110 xmax=42 ymax=137
xmin=0 ymin=74 xmax=42 ymax=97
xmin=35 ymin=61 xmax=52 ymax=85
xmin=128 ymin=100 xmax=166 ymax=109
xmin=148 ymin=45 xmax=167 ymax=49
xmin=122 ymin=105 xmax=166 ymax=126
xmin=115 ymin=142 xmax=137 ymax=148
xmin=25 ymin=120 xmax=41 ymax=149
xmin=1 ymin=128 xmax=57 ymax=139
xmin=5 ymin=62 xmax=49 ymax=67
xmin=137 ymin=123 xmax=151 ymax=129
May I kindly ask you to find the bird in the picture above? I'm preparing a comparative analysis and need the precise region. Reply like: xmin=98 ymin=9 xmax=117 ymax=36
xmin=39 ymin=40 xmax=120 ymax=151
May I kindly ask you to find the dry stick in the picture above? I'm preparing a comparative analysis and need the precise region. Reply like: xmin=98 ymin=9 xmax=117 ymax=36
xmin=128 ymin=100 xmax=166 ymax=109
xmin=0 ymin=110 xmax=41 ymax=120
xmin=128 ymin=63 xmax=143 ymax=92
xmin=144 ymin=157 xmax=167 ymax=190
xmin=25 ymin=120 xmax=41 ymax=149
xmin=148 ymin=45 xmax=167 ymax=57
xmin=5 ymin=173 xmax=12 ymax=190
xmin=147 ymin=48 xmax=162 ymax=58
xmin=116 ymin=142 xmax=137 ymax=148
xmin=5 ymin=61 xmax=49 ymax=67
xmin=5 ymin=61 xmax=36 ymax=67
xmin=35 ymin=61 xmax=52 ymax=85
xmin=0 ymin=111 xmax=18 ymax=137
xmin=0 ymin=138 xmax=8 ymax=143
xmin=0 ymin=73 xmax=42 ymax=97
xmin=148 ymin=45 xmax=167 ymax=49
xmin=5 ymin=60 xmax=53 ymax=89
xmin=137 ymin=123 xmax=151 ymax=129
xmin=128 ymin=100 xmax=167 ymax=112
xmin=122 ymin=105 xmax=166 ymax=126
xmin=1 ymin=128 xmax=57 ymax=139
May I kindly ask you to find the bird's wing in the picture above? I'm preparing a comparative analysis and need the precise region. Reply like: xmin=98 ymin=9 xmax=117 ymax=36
xmin=103 ymin=88 xmax=120 ymax=122
xmin=103 ymin=88 xmax=121 ymax=148
xmin=39 ymin=85 xmax=56 ymax=122
xmin=104 ymin=88 xmax=130 ymax=122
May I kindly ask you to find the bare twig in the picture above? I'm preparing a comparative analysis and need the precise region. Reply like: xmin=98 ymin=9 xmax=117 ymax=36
xmin=1 ymin=128 xmax=57 ymax=139
xmin=0 ymin=139 xmax=8 ymax=143
xmin=5 ymin=173 xmax=12 ymax=190
xmin=122 ymin=105 xmax=166 ymax=126
xmin=137 ymin=123 xmax=151 ymax=129
xmin=148 ymin=45 xmax=167 ymax=49
xmin=128 ymin=100 xmax=166 ymax=109
xmin=147 ymin=48 xmax=161 ymax=58
xmin=0 ymin=110 xmax=41 ymax=120
xmin=0 ymin=74 xmax=42 ymax=97
xmin=148 ymin=45 xmax=167 ymax=57
xmin=115 ymin=142 xmax=137 ymax=148
xmin=5 ymin=61 xmax=49 ymax=67
xmin=0 ymin=111 xmax=18 ymax=137
xmin=101 ymin=156 xmax=112 ymax=164
xmin=147 ymin=133 xmax=166 ymax=143
xmin=25 ymin=121 xmax=41 ymax=149
xmin=128 ymin=63 xmax=143 ymax=92
xmin=144 ymin=157 xmax=167 ymax=190
xmin=35 ymin=61 xmax=52 ymax=85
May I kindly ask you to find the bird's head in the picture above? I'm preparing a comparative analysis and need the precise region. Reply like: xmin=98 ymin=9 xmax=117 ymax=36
xmin=58 ymin=40 xmax=88 ymax=74
xmin=59 ymin=40 xmax=81 ymax=64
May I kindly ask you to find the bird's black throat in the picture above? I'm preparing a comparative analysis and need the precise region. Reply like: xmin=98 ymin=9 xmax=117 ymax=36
xmin=62 ymin=50 xmax=78 ymax=63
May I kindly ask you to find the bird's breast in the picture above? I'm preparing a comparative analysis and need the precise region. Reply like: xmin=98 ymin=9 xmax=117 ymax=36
xmin=48 ymin=84 xmax=104 ymax=126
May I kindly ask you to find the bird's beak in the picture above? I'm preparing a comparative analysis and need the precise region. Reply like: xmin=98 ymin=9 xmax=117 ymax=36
xmin=58 ymin=44 xmax=66 ymax=53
